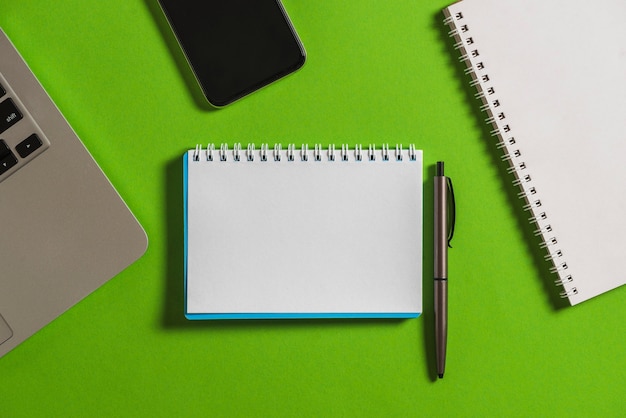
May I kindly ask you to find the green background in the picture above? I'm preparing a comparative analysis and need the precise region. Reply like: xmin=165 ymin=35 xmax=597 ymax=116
xmin=1 ymin=1 xmax=624 ymax=416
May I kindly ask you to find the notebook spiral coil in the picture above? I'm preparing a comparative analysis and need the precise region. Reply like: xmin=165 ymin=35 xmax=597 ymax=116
xmin=192 ymin=143 xmax=418 ymax=163
xmin=443 ymin=10 xmax=577 ymax=298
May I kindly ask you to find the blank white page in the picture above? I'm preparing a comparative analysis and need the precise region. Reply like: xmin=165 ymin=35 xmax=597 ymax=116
xmin=445 ymin=0 xmax=626 ymax=304
xmin=184 ymin=146 xmax=422 ymax=319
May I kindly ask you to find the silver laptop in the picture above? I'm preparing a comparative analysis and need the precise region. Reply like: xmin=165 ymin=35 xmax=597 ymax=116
xmin=0 ymin=29 xmax=148 ymax=358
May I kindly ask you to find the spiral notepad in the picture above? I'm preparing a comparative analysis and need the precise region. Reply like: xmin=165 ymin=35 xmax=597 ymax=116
xmin=183 ymin=143 xmax=423 ymax=319
xmin=443 ymin=0 xmax=626 ymax=304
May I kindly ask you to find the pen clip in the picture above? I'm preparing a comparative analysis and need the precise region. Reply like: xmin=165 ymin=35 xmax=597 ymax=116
xmin=446 ymin=176 xmax=456 ymax=248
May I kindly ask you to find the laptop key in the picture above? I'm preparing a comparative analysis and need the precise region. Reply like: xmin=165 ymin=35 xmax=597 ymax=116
xmin=0 ymin=139 xmax=11 ymax=157
xmin=0 ymin=98 xmax=23 ymax=134
xmin=0 ymin=139 xmax=17 ymax=174
xmin=0 ymin=140 xmax=17 ymax=174
xmin=0 ymin=152 xmax=17 ymax=175
xmin=16 ymin=134 xmax=43 ymax=158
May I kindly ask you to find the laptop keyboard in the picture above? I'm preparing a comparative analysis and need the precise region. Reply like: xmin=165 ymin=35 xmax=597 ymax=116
xmin=0 ymin=75 xmax=49 ymax=181
xmin=0 ymin=97 xmax=24 ymax=132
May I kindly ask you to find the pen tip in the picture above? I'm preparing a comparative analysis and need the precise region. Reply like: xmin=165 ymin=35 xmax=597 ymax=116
xmin=438 ymin=373 xmax=444 ymax=379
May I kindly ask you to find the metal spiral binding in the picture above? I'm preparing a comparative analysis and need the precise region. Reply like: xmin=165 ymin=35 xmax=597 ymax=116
xmin=274 ymin=144 xmax=282 ymax=161
xmin=301 ymin=144 xmax=309 ymax=161
xmin=355 ymin=144 xmax=363 ymax=161
xmin=192 ymin=143 xmax=418 ymax=164
xmin=287 ymin=144 xmax=295 ymax=161
xmin=341 ymin=144 xmax=349 ymax=161
xmin=443 ymin=9 xmax=577 ymax=298
xmin=381 ymin=144 xmax=390 ymax=161
xmin=314 ymin=144 xmax=322 ymax=161
xmin=368 ymin=144 xmax=376 ymax=161
xmin=193 ymin=144 xmax=201 ymax=162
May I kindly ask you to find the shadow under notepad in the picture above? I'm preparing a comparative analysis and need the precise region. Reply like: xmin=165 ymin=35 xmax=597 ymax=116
xmin=163 ymin=155 xmax=187 ymax=327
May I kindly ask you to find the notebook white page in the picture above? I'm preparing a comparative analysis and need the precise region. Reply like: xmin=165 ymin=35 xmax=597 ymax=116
xmin=444 ymin=0 xmax=626 ymax=304
xmin=184 ymin=146 xmax=422 ymax=318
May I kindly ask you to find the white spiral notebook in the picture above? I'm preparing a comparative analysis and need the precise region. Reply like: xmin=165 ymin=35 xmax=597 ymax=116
xmin=443 ymin=0 xmax=626 ymax=304
xmin=183 ymin=144 xmax=423 ymax=319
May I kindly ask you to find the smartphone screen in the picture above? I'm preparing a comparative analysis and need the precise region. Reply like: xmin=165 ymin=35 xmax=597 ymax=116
xmin=158 ymin=0 xmax=306 ymax=107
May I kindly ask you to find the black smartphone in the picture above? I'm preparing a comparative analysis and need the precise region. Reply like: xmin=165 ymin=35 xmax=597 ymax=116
xmin=158 ymin=0 xmax=306 ymax=107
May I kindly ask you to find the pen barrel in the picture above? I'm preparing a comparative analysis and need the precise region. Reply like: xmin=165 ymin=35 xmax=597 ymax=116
xmin=434 ymin=176 xmax=448 ymax=279
xmin=434 ymin=279 xmax=448 ymax=376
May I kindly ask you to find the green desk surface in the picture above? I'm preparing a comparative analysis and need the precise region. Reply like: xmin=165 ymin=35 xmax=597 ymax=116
xmin=1 ymin=1 xmax=624 ymax=417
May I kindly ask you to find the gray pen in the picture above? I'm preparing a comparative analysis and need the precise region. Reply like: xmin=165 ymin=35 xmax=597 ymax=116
xmin=434 ymin=161 xmax=455 ymax=379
